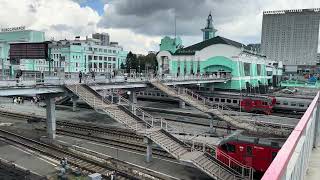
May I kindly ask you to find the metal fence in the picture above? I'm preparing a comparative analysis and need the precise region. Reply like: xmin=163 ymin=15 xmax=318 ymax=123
xmin=262 ymin=92 xmax=320 ymax=180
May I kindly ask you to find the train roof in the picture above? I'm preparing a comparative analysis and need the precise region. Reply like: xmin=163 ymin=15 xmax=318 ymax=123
xmin=218 ymin=131 xmax=286 ymax=148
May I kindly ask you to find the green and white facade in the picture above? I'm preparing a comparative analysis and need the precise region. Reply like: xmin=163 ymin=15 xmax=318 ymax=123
xmin=0 ymin=28 xmax=127 ymax=74
xmin=157 ymin=14 xmax=282 ymax=90
xmin=0 ymin=29 xmax=45 ymax=73
xmin=49 ymin=38 xmax=127 ymax=73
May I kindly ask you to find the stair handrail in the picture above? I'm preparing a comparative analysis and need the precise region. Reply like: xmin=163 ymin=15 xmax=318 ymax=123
xmin=101 ymin=90 xmax=181 ymax=132
xmin=70 ymin=84 xmax=249 ymax=179
xmin=204 ymin=143 xmax=254 ymax=179
xmin=179 ymin=87 xmax=293 ymax=135
xmin=73 ymin=85 xmax=145 ymax=132
xmin=187 ymin=133 xmax=254 ymax=179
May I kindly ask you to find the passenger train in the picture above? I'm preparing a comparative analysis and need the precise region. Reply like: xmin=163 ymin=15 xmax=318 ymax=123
xmin=137 ymin=90 xmax=312 ymax=114
xmin=215 ymin=135 xmax=284 ymax=177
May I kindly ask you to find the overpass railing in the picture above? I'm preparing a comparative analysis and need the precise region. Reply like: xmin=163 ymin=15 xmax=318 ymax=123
xmin=261 ymin=92 xmax=320 ymax=180
xmin=0 ymin=72 xmax=230 ymax=88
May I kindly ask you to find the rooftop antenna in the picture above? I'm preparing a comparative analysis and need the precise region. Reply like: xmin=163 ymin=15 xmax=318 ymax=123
xmin=174 ymin=9 xmax=177 ymax=39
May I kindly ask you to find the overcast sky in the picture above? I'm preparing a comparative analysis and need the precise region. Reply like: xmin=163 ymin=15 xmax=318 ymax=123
xmin=0 ymin=0 xmax=319 ymax=54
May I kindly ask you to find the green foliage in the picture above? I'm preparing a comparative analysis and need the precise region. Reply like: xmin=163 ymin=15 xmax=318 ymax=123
xmin=124 ymin=51 xmax=158 ymax=73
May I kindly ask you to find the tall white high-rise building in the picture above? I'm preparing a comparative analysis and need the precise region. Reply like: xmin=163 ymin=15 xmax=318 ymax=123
xmin=261 ymin=8 xmax=320 ymax=68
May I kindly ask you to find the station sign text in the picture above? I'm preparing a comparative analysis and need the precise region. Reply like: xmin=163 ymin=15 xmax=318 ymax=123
xmin=1 ymin=26 xmax=26 ymax=32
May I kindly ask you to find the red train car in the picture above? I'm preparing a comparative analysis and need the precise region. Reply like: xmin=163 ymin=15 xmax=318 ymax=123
xmin=240 ymin=96 xmax=276 ymax=115
xmin=216 ymin=135 xmax=284 ymax=175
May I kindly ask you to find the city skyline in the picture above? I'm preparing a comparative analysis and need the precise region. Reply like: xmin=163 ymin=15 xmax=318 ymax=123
xmin=0 ymin=0 xmax=319 ymax=54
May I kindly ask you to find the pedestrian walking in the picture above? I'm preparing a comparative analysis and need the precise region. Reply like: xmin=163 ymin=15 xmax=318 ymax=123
xmin=79 ymin=71 xmax=82 ymax=83
xmin=91 ymin=71 xmax=95 ymax=81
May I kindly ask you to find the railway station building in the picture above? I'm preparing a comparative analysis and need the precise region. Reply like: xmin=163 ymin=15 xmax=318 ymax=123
xmin=157 ymin=13 xmax=282 ymax=90
xmin=0 ymin=27 xmax=127 ymax=74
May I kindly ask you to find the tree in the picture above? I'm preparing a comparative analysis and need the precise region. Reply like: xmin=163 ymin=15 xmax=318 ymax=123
xmin=125 ymin=51 xmax=158 ymax=73
xmin=125 ymin=51 xmax=138 ymax=73
xmin=120 ymin=62 xmax=125 ymax=70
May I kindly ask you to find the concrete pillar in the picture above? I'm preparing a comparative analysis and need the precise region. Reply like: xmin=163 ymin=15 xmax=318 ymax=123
xmin=45 ymin=96 xmax=56 ymax=140
xmin=72 ymin=96 xmax=78 ymax=112
xmin=179 ymin=100 xmax=186 ymax=109
xmin=144 ymin=137 xmax=152 ymax=163
xmin=129 ymin=91 xmax=137 ymax=115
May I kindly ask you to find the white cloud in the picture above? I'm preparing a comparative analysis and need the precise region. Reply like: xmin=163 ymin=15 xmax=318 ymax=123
xmin=0 ymin=0 xmax=319 ymax=54
xmin=0 ymin=0 xmax=100 ymax=40
xmin=97 ymin=28 xmax=161 ymax=54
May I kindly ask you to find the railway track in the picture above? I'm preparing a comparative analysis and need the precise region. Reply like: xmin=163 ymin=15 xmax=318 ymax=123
xmin=0 ymin=128 xmax=177 ymax=180
xmin=0 ymin=128 xmax=127 ymax=179
xmin=0 ymin=110 xmax=215 ymax=158
xmin=0 ymin=110 xmax=174 ymax=158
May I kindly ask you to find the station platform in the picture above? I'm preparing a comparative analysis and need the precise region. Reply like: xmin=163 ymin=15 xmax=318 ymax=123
xmin=55 ymin=134 xmax=210 ymax=180
xmin=305 ymin=145 xmax=320 ymax=180
xmin=0 ymin=99 xmax=221 ymax=145
xmin=0 ymin=141 xmax=57 ymax=177
xmin=0 ymin=102 xmax=211 ymax=179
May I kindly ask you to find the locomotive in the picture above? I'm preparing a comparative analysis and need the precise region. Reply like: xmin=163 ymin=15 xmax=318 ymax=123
xmin=240 ymin=96 xmax=277 ymax=115
xmin=216 ymin=135 xmax=284 ymax=177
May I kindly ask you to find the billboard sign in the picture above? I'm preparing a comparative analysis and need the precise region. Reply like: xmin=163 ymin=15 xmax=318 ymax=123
xmin=9 ymin=42 xmax=49 ymax=62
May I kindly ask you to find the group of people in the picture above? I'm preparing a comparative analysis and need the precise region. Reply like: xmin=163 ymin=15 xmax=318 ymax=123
xmin=12 ymin=97 xmax=24 ymax=104
xmin=78 ymin=71 xmax=95 ymax=83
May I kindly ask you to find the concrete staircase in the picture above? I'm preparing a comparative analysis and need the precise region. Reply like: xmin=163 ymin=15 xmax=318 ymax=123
xmin=149 ymin=79 xmax=292 ymax=137
xmin=66 ymin=84 xmax=249 ymax=180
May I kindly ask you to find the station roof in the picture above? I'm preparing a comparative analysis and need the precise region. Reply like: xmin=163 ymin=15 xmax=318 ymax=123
xmin=174 ymin=36 xmax=248 ymax=55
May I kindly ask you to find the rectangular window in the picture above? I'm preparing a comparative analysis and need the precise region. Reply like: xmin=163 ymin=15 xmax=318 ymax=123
xmin=104 ymin=57 xmax=108 ymax=61
xmin=99 ymin=56 xmax=102 ymax=60
xmin=227 ymin=143 xmax=236 ymax=153
xmin=221 ymin=99 xmax=225 ymax=103
xmin=113 ymin=50 xmax=116 ymax=53
xmin=246 ymin=146 xmax=252 ymax=156
xmin=257 ymin=64 xmax=261 ymax=75
xmin=233 ymin=100 xmax=238 ymax=104
xmin=215 ymin=98 xmax=219 ymax=102
xmin=113 ymin=57 xmax=116 ymax=61
xmin=94 ymin=48 xmax=97 ymax=51
xmin=108 ymin=57 xmax=112 ymax=61
xmin=99 ymin=48 xmax=102 ymax=52
xmin=227 ymin=99 xmax=231 ymax=103
xmin=112 ymin=64 xmax=116 ymax=68
xmin=104 ymin=49 xmax=107 ymax=53
xmin=94 ymin=56 xmax=98 ymax=60
xmin=88 ymin=55 xmax=92 ymax=60
xmin=244 ymin=63 xmax=251 ymax=76
xmin=89 ymin=47 xmax=92 ymax=51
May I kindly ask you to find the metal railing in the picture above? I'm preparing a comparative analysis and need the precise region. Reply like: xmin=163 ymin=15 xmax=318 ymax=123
xmin=176 ymin=87 xmax=292 ymax=136
xmin=0 ymin=71 xmax=231 ymax=88
xmin=69 ymin=84 xmax=252 ymax=179
xmin=99 ymin=89 xmax=254 ymax=178
xmin=262 ymin=92 xmax=320 ymax=180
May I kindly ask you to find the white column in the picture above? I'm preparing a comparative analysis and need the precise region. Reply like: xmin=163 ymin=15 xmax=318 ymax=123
xmin=45 ymin=96 xmax=56 ymax=140
xmin=179 ymin=100 xmax=186 ymax=109
xmin=72 ymin=96 xmax=78 ymax=112
xmin=144 ymin=137 xmax=153 ymax=163
xmin=129 ymin=90 xmax=137 ymax=115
